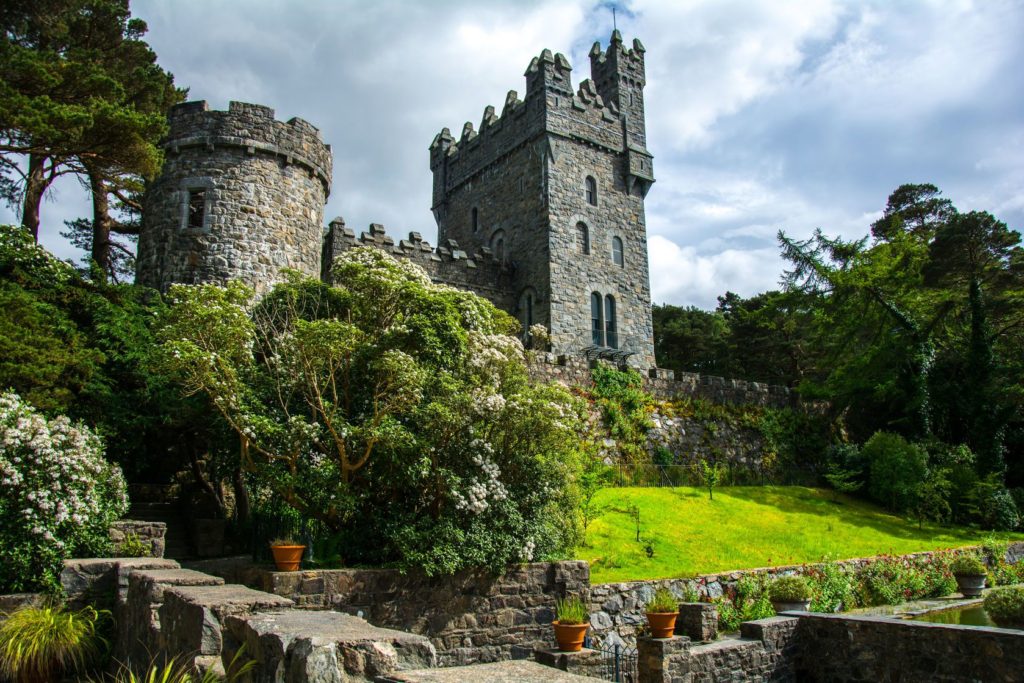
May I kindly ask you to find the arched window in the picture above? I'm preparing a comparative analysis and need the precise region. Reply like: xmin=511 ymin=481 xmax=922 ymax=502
xmin=604 ymin=295 xmax=618 ymax=349
xmin=585 ymin=176 xmax=597 ymax=206
xmin=471 ymin=207 xmax=479 ymax=233
xmin=591 ymin=292 xmax=604 ymax=346
xmin=576 ymin=222 xmax=590 ymax=255
xmin=612 ymin=236 xmax=624 ymax=267
xmin=491 ymin=229 xmax=505 ymax=261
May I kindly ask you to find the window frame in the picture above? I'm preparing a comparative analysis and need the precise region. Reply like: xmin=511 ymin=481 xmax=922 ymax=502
xmin=576 ymin=222 xmax=590 ymax=255
xmin=612 ymin=236 xmax=624 ymax=267
xmin=585 ymin=176 xmax=597 ymax=206
xmin=591 ymin=292 xmax=604 ymax=346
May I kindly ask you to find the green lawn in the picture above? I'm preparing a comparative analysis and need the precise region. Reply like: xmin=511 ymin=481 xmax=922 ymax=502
xmin=578 ymin=486 xmax=1022 ymax=584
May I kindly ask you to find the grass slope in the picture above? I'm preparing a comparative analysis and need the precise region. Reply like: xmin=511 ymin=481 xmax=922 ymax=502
xmin=579 ymin=486 xmax=1021 ymax=584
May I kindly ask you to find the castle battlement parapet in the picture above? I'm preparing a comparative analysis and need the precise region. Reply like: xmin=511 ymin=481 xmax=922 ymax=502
xmin=322 ymin=218 xmax=516 ymax=311
xmin=165 ymin=100 xmax=332 ymax=197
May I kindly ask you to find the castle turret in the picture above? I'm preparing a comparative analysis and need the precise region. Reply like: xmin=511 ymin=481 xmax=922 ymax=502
xmin=590 ymin=32 xmax=647 ymax=148
xmin=136 ymin=100 xmax=332 ymax=294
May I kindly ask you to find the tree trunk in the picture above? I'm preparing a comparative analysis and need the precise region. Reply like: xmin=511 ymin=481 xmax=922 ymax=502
xmin=232 ymin=467 xmax=250 ymax=525
xmin=21 ymin=153 xmax=47 ymax=241
xmin=88 ymin=166 xmax=112 ymax=279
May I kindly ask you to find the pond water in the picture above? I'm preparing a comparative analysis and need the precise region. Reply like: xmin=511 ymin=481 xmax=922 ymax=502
xmin=912 ymin=604 xmax=997 ymax=628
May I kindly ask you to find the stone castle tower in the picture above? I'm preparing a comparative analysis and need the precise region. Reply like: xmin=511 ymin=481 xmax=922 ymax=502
xmin=136 ymin=101 xmax=332 ymax=293
xmin=428 ymin=30 xmax=655 ymax=366
xmin=139 ymin=33 xmax=656 ymax=368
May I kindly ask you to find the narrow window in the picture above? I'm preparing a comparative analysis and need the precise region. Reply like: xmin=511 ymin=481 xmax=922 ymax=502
xmin=525 ymin=294 xmax=534 ymax=328
xmin=585 ymin=176 xmax=597 ymax=206
xmin=576 ymin=222 xmax=590 ymax=255
xmin=591 ymin=292 xmax=604 ymax=346
xmin=471 ymin=207 xmax=479 ymax=233
xmin=612 ymin=236 xmax=624 ymax=267
xmin=605 ymin=295 xmax=618 ymax=349
xmin=187 ymin=188 xmax=206 ymax=229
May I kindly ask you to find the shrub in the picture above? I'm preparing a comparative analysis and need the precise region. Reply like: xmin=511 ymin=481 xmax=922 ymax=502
xmin=116 ymin=532 xmax=150 ymax=558
xmin=806 ymin=558 xmax=854 ymax=613
xmin=85 ymin=647 xmax=255 ymax=682
xmin=863 ymin=432 xmax=928 ymax=512
xmin=645 ymin=588 xmax=678 ymax=613
xmin=979 ymin=487 xmax=1020 ymax=531
xmin=555 ymin=596 xmax=588 ymax=625
xmin=0 ymin=393 xmax=128 ymax=593
xmin=853 ymin=554 xmax=956 ymax=607
xmin=949 ymin=554 xmax=986 ymax=577
xmin=159 ymin=253 xmax=588 ymax=576
xmin=984 ymin=586 xmax=1024 ymax=627
xmin=768 ymin=575 xmax=811 ymax=602
xmin=0 ymin=605 xmax=107 ymax=682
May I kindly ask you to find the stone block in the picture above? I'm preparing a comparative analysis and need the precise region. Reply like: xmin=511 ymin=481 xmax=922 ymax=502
xmin=676 ymin=602 xmax=717 ymax=642
xmin=159 ymin=584 xmax=293 ymax=662
xmin=224 ymin=610 xmax=436 ymax=682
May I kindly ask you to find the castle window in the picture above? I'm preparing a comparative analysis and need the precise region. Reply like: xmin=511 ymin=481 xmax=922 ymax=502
xmin=187 ymin=189 xmax=206 ymax=229
xmin=591 ymin=292 xmax=604 ymax=346
xmin=472 ymin=207 xmax=479 ymax=233
xmin=519 ymin=288 xmax=536 ymax=334
xmin=585 ymin=176 xmax=597 ymax=206
xmin=491 ymin=229 xmax=505 ymax=261
xmin=576 ymin=222 xmax=590 ymax=255
xmin=605 ymin=295 xmax=618 ymax=349
xmin=612 ymin=236 xmax=624 ymax=267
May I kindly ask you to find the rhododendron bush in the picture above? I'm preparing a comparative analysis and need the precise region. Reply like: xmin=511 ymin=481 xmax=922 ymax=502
xmin=0 ymin=393 xmax=128 ymax=592
xmin=160 ymin=248 xmax=589 ymax=575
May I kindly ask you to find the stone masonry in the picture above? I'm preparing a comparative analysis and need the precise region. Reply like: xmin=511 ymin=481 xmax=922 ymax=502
xmin=137 ymin=101 xmax=331 ymax=294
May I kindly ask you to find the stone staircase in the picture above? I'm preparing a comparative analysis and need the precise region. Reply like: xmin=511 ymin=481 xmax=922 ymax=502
xmin=127 ymin=502 xmax=191 ymax=559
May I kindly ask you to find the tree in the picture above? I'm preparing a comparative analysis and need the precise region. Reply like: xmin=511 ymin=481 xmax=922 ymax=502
xmin=870 ymin=183 xmax=956 ymax=243
xmin=652 ymin=303 xmax=728 ymax=375
xmin=159 ymin=248 xmax=589 ymax=574
xmin=0 ymin=0 xmax=183 ymax=255
xmin=862 ymin=432 xmax=928 ymax=512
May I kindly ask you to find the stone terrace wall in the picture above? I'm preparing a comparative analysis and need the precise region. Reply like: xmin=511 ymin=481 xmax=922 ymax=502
xmin=196 ymin=560 xmax=589 ymax=667
xmin=793 ymin=612 xmax=1024 ymax=682
xmin=588 ymin=542 xmax=1024 ymax=646
xmin=527 ymin=353 xmax=795 ymax=409
xmin=109 ymin=520 xmax=166 ymax=558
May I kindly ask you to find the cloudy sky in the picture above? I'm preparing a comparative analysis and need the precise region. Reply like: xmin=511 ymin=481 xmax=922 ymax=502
xmin=7 ymin=0 xmax=1023 ymax=309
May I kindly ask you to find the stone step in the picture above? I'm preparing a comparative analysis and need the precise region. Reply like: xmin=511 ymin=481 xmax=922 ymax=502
xmin=159 ymin=583 xmax=294 ymax=665
xmin=61 ymin=558 xmax=181 ymax=610
xmin=376 ymin=660 xmax=599 ymax=682
xmin=223 ymin=611 xmax=437 ymax=683
xmin=118 ymin=568 xmax=227 ymax=669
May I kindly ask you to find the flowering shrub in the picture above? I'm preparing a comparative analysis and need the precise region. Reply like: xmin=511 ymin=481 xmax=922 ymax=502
xmin=852 ymin=552 xmax=956 ymax=607
xmin=0 ymin=393 xmax=128 ymax=592
xmin=160 ymin=251 xmax=588 ymax=575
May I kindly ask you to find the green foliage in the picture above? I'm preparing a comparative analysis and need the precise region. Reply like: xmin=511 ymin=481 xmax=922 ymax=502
xmin=863 ymin=432 xmax=928 ymax=512
xmin=949 ymin=554 xmax=986 ymax=576
xmin=651 ymin=304 xmax=729 ymax=375
xmin=0 ymin=605 xmax=107 ymax=683
xmin=852 ymin=553 xmax=957 ymax=607
xmin=698 ymin=459 xmax=723 ymax=500
xmin=159 ymin=250 xmax=587 ymax=575
xmin=116 ymin=532 xmax=150 ymax=558
xmin=578 ymin=454 xmax=612 ymax=548
xmin=555 ymin=596 xmax=588 ymax=625
xmin=824 ymin=465 xmax=862 ymax=502
xmin=804 ymin=558 xmax=854 ymax=613
xmin=0 ymin=393 xmax=128 ymax=593
xmin=645 ymin=587 xmax=678 ymax=613
xmin=715 ymin=576 xmax=774 ymax=632
xmin=590 ymin=365 xmax=654 ymax=462
xmin=86 ymin=646 xmax=255 ymax=682
xmin=912 ymin=469 xmax=952 ymax=528
xmin=969 ymin=477 xmax=1021 ymax=531
xmin=767 ymin=575 xmax=811 ymax=602
xmin=983 ymin=586 xmax=1024 ymax=625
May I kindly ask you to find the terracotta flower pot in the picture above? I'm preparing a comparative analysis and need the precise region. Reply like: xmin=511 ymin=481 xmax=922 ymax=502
xmin=646 ymin=611 xmax=679 ymax=638
xmin=270 ymin=544 xmax=305 ymax=571
xmin=955 ymin=574 xmax=986 ymax=598
xmin=552 ymin=621 xmax=589 ymax=652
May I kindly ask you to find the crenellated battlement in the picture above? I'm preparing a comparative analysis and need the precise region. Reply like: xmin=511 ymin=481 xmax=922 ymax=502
xmin=322 ymin=218 xmax=517 ymax=311
xmin=165 ymin=100 xmax=332 ymax=196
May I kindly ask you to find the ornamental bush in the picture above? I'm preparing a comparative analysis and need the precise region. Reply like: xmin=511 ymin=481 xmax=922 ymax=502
xmin=0 ymin=393 xmax=128 ymax=592
xmin=768 ymin=575 xmax=811 ymax=602
xmin=160 ymin=250 xmax=588 ymax=575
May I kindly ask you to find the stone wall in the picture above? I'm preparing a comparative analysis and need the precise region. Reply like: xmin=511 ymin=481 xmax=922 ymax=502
xmin=587 ymin=543 xmax=1024 ymax=646
xmin=199 ymin=560 xmax=590 ymax=667
xmin=110 ymin=519 xmax=167 ymax=558
xmin=137 ymin=100 xmax=332 ymax=294
xmin=526 ymin=353 xmax=795 ymax=409
xmin=792 ymin=612 xmax=1024 ymax=682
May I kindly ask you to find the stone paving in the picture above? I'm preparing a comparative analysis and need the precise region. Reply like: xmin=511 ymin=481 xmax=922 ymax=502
xmin=378 ymin=659 xmax=598 ymax=682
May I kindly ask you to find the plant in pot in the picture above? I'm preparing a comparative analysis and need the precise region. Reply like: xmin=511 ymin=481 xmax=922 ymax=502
xmin=269 ymin=537 xmax=306 ymax=572
xmin=950 ymin=554 xmax=987 ymax=598
xmin=552 ymin=596 xmax=589 ymax=652
xmin=983 ymin=586 xmax=1024 ymax=630
xmin=768 ymin=575 xmax=812 ymax=613
xmin=645 ymin=587 xmax=680 ymax=638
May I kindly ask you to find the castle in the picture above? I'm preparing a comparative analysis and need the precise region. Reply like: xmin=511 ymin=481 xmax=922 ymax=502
xmin=136 ymin=31 xmax=656 ymax=368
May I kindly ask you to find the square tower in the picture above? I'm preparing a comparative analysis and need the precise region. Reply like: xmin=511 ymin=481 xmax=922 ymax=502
xmin=429 ymin=32 xmax=655 ymax=368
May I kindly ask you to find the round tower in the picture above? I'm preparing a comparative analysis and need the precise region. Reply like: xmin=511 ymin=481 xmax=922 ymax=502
xmin=136 ymin=100 xmax=332 ymax=294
